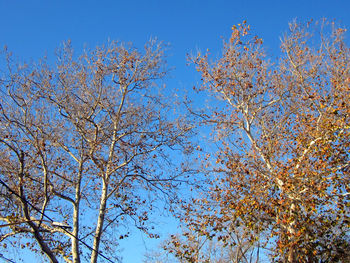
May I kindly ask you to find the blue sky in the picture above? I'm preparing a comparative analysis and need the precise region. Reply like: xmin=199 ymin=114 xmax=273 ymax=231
xmin=1 ymin=0 xmax=350 ymax=94
xmin=1 ymin=0 xmax=350 ymax=262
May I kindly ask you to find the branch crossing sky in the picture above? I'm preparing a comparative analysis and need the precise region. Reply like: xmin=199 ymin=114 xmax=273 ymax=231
xmin=0 ymin=0 xmax=349 ymax=262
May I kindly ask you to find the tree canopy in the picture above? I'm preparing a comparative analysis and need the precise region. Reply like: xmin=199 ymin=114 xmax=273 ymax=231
xmin=165 ymin=20 xmax=350 ymax=263
xmin=0 ymin=40 xmax=192 ymax=263
xmin=0 ymin=20 xmax=349 ymax=263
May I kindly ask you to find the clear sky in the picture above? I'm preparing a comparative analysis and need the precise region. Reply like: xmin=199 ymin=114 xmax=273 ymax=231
xmin=1 ymin=0 xmax=349 ymax=262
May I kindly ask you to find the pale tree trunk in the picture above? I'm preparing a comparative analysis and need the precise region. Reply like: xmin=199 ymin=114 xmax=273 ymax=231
xmin=90 ymin=85 xmax=127 ymax=263
xmin=286 ymin=203 xmax=296 ymax=263
xmin=90 ymin=178 xmax=109 ymax=263
xmin=18 ymin=152 xmax=59 ymax=263
xmin=72 ymin=200 xmax=81 ymax=263
xmin=71 ymin=160 xmax=83 ymax=263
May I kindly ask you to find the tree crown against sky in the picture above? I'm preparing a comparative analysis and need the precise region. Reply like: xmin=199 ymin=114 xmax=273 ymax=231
xmin=0 ymin=1 xmax=350 ymax=261
xmin=163 ymin=20 xmax=350 ymax=263
xmin=0 ymin=40 xmax=194 ymax=263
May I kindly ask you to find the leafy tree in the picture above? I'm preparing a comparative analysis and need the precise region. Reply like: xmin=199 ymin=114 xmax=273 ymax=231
xmin=162 ymin=225 xmax=259 ymax=263
xmin=0 ymin=40 xmax=192 ymax=263
xmin=174 ymin=20 xmax=350 ymax=262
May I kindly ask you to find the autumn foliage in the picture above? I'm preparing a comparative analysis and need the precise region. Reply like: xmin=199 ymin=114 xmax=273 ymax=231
xmin=0 ymin=20 xmax=349 ymax=263
xmin=167 ymin=21 xmax=350 ymax=262
xmin=0 ymin=40 xmax=192 ymax=263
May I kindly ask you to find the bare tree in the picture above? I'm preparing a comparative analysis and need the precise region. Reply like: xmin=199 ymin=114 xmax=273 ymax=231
xmin=0 ymin=40 xmax=192 ymax=263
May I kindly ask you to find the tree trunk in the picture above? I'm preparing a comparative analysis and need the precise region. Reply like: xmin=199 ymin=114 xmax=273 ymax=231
xmin=90 ymin=178 xmax=108 ymax=263
xmin=287 ymin=203 xmax=296 ymax=263
xmin=18 ymin=152 xmax=59 ymax=263
xmin=72 ymin=178 xmax=82 ymax=263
